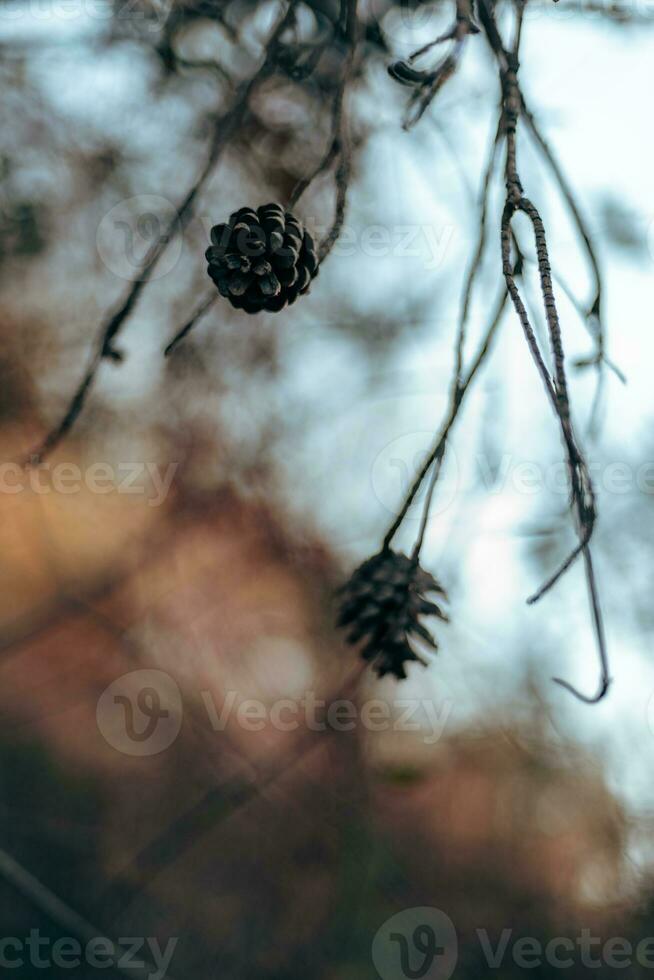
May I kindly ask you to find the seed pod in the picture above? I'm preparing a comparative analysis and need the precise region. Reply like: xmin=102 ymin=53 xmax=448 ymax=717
xmin=206 ymin=203 xmax=319 ymax=314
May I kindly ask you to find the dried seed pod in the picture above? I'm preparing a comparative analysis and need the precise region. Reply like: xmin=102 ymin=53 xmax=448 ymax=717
xmin=337 ymin=548 xmax=448 ymax=680
xmin=206 ymin=203 xmax=319 ymax=314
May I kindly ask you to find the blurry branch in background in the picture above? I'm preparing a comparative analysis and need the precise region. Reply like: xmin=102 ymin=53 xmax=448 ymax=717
xmin=99 ymin=662 xmax=366 ymax=923
xmin=0 ymin=848 xmax=177 ymax=980
xmin=314 ymin=0 xmax=359 ymax=262
xmin=553 ymin=0 xmax=654 ymax=18
xmin=29 ymin=0 xmax=303 ymax=463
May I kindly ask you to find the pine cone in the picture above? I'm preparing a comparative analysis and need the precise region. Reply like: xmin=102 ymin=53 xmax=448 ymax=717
xmin=337 ymin=548 xmax=448 ymax=680
xmin=205 ymin=203 xmax=319 ymax=314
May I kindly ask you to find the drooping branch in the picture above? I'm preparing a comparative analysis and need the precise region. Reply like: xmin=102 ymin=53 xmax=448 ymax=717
xmin=480 ymin=0 xmax=610 ymax=702
xmin=373 ymin=0 xmax=611 ymax=702
xmin=29 ymin=0 xmax=301 ymax=463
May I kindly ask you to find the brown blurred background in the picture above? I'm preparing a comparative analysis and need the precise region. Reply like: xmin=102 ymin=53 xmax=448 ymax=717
xmin=2 ymin=0 xmax=654 ymax=976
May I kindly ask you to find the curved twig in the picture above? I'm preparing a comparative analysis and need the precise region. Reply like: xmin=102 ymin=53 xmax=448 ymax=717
xmin=552 ymin=547 xmax=611 ymax=702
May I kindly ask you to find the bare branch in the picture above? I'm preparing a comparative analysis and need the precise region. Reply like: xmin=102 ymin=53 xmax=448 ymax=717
xmin=479 ymin=0 xmax=610 ymax=701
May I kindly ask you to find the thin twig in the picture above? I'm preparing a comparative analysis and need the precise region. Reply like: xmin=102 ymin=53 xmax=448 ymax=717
xmin=288 ymin=138 xmax=340 ymax=211
xmin=552 ymin=547 xmax=610 ymax=703
xmin=454 ymin=113 xmax=503 ymax=386
xmin=164 ymin=291 xmax=218 ymax=356
xmin=317 ymin=0 xmax=360 ymax=263
xmin=287 ymin=5 xmax=353 ymax=215
xmin=386 ymin=277 xmax=513 ymax=553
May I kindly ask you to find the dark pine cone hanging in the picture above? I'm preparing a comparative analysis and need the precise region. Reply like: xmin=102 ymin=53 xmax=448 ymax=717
xmin=206 ymin=203 xmax=319 ymax=314
xmin=337 ymin=548 xmax=448 ymax=680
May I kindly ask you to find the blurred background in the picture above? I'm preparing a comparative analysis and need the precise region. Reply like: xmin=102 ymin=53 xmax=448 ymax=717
xmin=1 ymin=0 xmax=654 ymax=975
